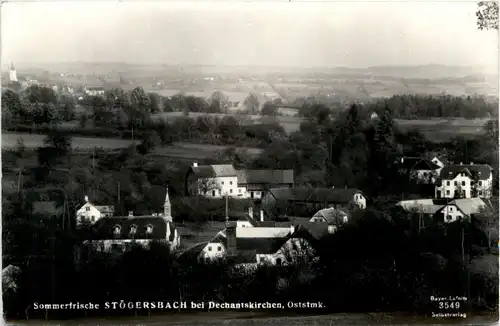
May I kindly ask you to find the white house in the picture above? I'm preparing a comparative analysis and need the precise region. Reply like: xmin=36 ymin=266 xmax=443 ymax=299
xmin=83 ymin=188 xmax=181 ymax=252
xmin=76 ymin=196 xmax=115 ymax=226
xmin=437 ymin=197 xmax=491 ymax=223
xmin=185 ymin=163 xmax=240 ymax=198
xmin=9 ymin=63 xmax=17 ymax=83
xmin=396 ymin=156 xmax=443 ymax=184
xmin=84 ymin=85 xmax=105 ymax=97
xmin=310 ymin=207 xmax=350 ymax=233
xmin=435 ymin=163 xmax=494 ymax=199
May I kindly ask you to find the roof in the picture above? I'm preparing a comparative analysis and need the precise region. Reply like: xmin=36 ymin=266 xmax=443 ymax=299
xmin=94 ymin=205 xmax=115 ymax=214
xmin=448 ymin=198 xmax=490 ymax=215
xmin=236 ymin=169 xmax=294 ymax=185
xmin=189 ymin=164 xmax=237 ymax=178
xmin=439 ymin=164 xmax=493 ymax=181
xmin=227 ymin=250 xmax=257 ymax=264
xmin=88 ymin=216 xmax=178 ymax=241
xmin=397 ymin=157 xmax=441 ymax=171
xmin=85 ymin=86 xmax=104 ymax=91
xmin=265 ymin=187 xmax=364 ymax=204
xmin=312 ymin=207 xmax=349 ymax=225
xmin=236 ymin=237 xmax=290 ymax=254
xmin=182 ymin=241 xmax=210 ymax=258
xmin=291 ymin=223 xmax=330 ymax=241
xmin=396 ymin=199 xmax=449 ymax=214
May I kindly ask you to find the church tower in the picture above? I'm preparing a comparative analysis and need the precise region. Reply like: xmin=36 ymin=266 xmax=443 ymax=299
xmin=164 ymin=187 xmax=172 ymax=222
xmin=9 ymin=63 xmax=17 ymax=83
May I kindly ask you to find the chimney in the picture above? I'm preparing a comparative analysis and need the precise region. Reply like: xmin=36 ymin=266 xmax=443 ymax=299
xmin=193 ymin=162 xmax=198 ymax=167
xmin=84 ymin=195 xmax=89 ymax=202
xmin=248 ymin=206 xmax=253 ymax=218
xmin=128 ymin=211 xmax=133 ymax=217
xmin=260 ymin=210 xmax=264 ymax=222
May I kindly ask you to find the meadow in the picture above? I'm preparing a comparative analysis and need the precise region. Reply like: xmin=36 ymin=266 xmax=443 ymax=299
xmin=1 ymin=133 xmax=263 ymax=159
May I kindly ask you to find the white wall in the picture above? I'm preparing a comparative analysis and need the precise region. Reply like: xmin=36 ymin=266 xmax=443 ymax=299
xmin=435 ymin=173 xmax=493 ymax=199
xmin=76 ymin=203 xmax=102 ymax=225
xmin=440 ymin=205 xmax=464 ymax=223
xmin=199 ymin=242 xmax=226 ymax=262
xmin=236 ymin=221 xmax=253 ymax=228
xmin=354 ymin=193 xmax=367 ymax=209
xmin=193 ymin=176 xmax=241 ymax=198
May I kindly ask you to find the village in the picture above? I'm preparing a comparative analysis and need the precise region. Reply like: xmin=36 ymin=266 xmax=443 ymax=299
xmin=74 ymin=158 xmax=495 ymax=267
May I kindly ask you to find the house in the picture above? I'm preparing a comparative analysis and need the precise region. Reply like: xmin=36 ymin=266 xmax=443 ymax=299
xmin=185 ymin=163 xmax=240 ymax=198
xmin=185 ymin=162 xmax=294 ymax=200
xmin=236 ymin=169 xmax=294 ymax=200
xmin=435 ymin=163 xmax=493 ymax=199
xmin=76 ymin=196 xmax=115 ymax=226
xmin=430 ymin=156 xmax=445 ymax=169
xmin=84 ymin=85 xmax=105 ymax=96
xmin=437 ymin=197 xmax=492 ymax=223
xmin=261 ymin=187 xmax=367 ymax=216
xmin=370 ymin=112 xmax=379 ymax=120
xmin=310 ymin=207 xmax=349 ymax=233
xmin=396 ymin=156 xmax=443 ymax=184
xmin=83 ymin=188 xmax=180 ymax=252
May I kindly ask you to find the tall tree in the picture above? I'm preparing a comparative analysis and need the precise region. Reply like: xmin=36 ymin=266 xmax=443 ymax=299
xmin=243 ymin=93 xmax=260 ymax=115
xmin=209 ymin=91 xmax=229 ymax=113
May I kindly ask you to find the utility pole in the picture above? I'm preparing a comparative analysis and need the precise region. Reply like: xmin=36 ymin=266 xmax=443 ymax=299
xmin=17 ymin=170 xmax=22 ymax=194
xmin=225 ymin=193 xmax=229 ymax=222
xmin=117 ymin=182 xmax=121 ymax=214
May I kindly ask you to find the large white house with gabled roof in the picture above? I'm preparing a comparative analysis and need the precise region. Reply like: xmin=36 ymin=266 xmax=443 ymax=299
xmin=434 ymin=163 xmax=493 ymax=199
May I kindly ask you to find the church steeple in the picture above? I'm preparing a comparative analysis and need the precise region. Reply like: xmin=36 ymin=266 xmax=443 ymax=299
xmin=164 ymin=187 xmax=172 ymax=222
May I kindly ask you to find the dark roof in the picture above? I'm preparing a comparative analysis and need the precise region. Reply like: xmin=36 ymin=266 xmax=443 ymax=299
xmin=439 ymin=164 xmax=493 ymax=181
xmin=189 ymin=165 xmax=216 ymax=178
xmin=88 ymin=216 xmax=177 ymax=241
xmin=227 ymin=250 xmax=257 ymax=264
xmin=236 ymin=169 xmax=294 ymax=185
xmin=397 ymin=157 xmax=441 ymax=171
xmin=94 ymin=205 xmax=115 ymax=214
xmin=265 ymin=187 xmax=365 ymax=204
xmin=312 ymin=208 xmax=349 ymax=225
xmin=291 ymin=223 xmax=329 ymax=241
xmin=182 ymin=241 xmax=209 ymax=258
xmin=236 ymin=237 xmax=290 ymax=254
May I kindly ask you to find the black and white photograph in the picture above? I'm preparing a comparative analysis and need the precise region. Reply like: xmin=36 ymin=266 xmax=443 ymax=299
xmin=1 ymin=1 xmax=499 ymax=325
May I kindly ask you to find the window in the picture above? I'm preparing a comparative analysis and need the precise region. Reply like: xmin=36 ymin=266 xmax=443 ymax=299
xmin=91 ymin=216 xmax=95 ymax=222
xmin=217 ymin=246 xmax=222 ymax=251
xmin=129 ymin=224 xmax=138 ymax=237
xmin=146 ymin=224 xmax=154 ymax=235
xmin=479 ymin=191 xmax=483 ymax=196
xmin=208 ymin=246 xmax=212 ymax=251
xmin=462 ymin=181 xmax=466 ymax=186
xmin=479 ymin=181 xmax=483 ymax=186
xmin=446 ymin=181 xmax=450 ymax=186
xmin=212 ymin=190 xmax=215 ymax=196
xmin=276 ymin=258 xmax=282 ymax=266
xmin=86 ymin=207 xmax=90 ymax=212
xmin=221 ymin=181 xmax=224 ymax=185
xmin=446 ymin=215 xmax=452 ymax=221
xmin=230 ymin=189 xmax=233 ymax=193
xmin=446 ymin=190 xmax=450 ymax=195
xmin=454 ymin=181 xmax=458 ymax=186
xmin=449 ymin=207 xmax=453 ymax=212
xmin=230 ymin=181 xmax=233 ymax=185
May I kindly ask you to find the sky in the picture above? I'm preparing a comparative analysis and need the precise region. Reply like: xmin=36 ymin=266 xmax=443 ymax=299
xmin=1 ymin=0 xmax=498 ymax=69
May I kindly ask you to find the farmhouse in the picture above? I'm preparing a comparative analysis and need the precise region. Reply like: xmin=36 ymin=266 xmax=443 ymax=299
xmin=185 ymin=163 xmax=293 ymax=200
xmin=83 ymin=188 xmax=180 ymax=252
xmin=395 ymin=156 xmax=443 ymax=184
xmin=310 ymin=207 xmax=350 ymax=233
xmin=261 ymin=187 xmax=367 ymax=217
xmin=236 ymin=169 xmax=294 ymax=200
xmin=76 ymin=195 xmax=115 ymax=227
xmin=434 ymin=163 xmax=493 ymax=199
xmin=437 ymin=197 xmax=492 ymax=223
xmin=396 ymin=198 xmax=450 ymax=218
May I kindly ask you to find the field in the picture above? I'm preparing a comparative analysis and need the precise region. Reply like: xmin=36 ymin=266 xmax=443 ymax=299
xmin=1 ymin=133 xmax=264 ymax=159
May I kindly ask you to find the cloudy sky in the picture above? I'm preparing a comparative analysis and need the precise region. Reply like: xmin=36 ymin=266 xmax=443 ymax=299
xmin=1 ymin=1 xmax=498 ymax=69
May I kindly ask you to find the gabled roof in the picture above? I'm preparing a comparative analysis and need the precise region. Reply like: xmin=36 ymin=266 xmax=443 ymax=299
xmin=94 ymin=205 xmax=115 ymax=214
xmin=266 ymin=187 xmax=364 ymax=204
xmin=291 ymin=223 xmax=329 ymax=241
xmin=397 ymin=157 xmax=441 ymax=171
xmin=396 ymin=199 xmax=449 ymax=214
xmin=88 ymin=216 xmax=177 ymax=241
xmin=236 ymin=169 xmax=294 ymax=185
xmin=439 ymin=164 xmax=493 ymax=181
xmin=189 ymin=164 xmax=237 ymax=178
xmin=447 ymin=198 xmax=491 ymax=215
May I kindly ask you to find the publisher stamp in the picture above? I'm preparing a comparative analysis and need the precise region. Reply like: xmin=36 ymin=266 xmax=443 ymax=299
xmin=430 ymin=296 xmax=467 ymax=319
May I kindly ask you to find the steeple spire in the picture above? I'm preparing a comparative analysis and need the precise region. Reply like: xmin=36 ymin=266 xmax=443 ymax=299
xmin=164 ymin=186 xmax=172 ymax=222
